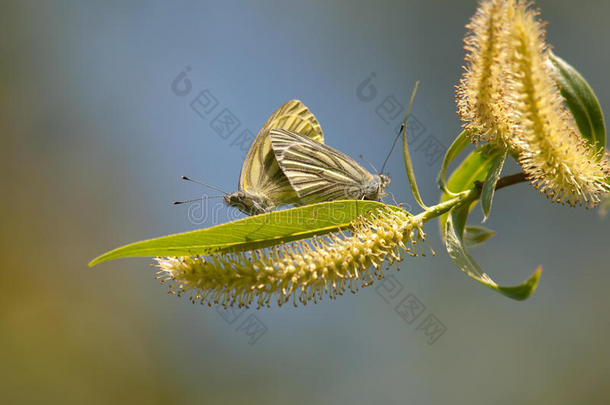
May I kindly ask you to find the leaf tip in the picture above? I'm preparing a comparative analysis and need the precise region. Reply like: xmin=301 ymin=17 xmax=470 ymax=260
xmin=88 ymin=255 xmax=104 ymax=267
xmin=500 ymin=266 xmax=543 ymax=301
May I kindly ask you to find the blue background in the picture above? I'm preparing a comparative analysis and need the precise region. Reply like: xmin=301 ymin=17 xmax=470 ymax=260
xmin=1 ymin=1 xmax=609 ymax=404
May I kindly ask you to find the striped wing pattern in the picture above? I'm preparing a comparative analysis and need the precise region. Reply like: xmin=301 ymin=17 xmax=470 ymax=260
xmin=239 ymin=100 xmax=325 ymax=205
xmin=270 ymin=129 xmax=373 ymax=204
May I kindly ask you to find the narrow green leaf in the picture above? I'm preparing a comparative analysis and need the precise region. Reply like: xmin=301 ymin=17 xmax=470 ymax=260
xmin=463 ymin=225 xmax=496 ymax=248
xmin=452 ymin=195 xmax=476 ymax=239
xmin=89 ymin=200 xmax=404 ymax=266
xmin=400 ymin=82 xmax=428 ymax=209
xmin=439 ymin=145 xmax=503 ymax=241
xmin=444 ymin=210 xmax=541 ymax=300
xmin=481 ymin=150 xmax=507 ymax=222
xmin=549 ymin=52 xmax=606 ymax=152
xmin=438 ymin=130 xmax=471 ymax=196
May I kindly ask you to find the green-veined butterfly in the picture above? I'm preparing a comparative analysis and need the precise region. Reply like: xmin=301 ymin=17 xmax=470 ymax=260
xmin=223 ymin=100 xmax=325 ymax=215
xmin=269 ymin=128 xmax=391 ymax=204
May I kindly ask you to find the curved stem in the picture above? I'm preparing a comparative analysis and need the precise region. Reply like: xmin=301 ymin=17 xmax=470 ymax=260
xmin=415 ymin=172 xmax=528 ymax=224
xmin=415 ymin=190 xmax=471 ymax=223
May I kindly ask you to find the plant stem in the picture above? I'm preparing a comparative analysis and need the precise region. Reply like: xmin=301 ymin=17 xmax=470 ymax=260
xmin=414 ymin=172 xmax=528 ymax=224
xmin=495 ymin=172 xmax=527 ymax=190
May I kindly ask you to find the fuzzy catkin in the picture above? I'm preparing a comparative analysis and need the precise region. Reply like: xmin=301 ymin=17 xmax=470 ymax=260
xmin=502 ymin=4 xmax=609 ymax=206
xmin=155 ymin=209 xmax=425 ymax=308
xmin=457 ymin=0 xmax=514 ymax=145
xmin=457 ymin=0 xmax=609 ymax=207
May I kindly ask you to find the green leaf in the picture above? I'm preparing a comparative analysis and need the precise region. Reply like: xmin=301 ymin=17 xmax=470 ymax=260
xmin=452 ymin=195 xmax=475 ymax=239
xmin=89 ymin=200 xmax=404 ymax=266
xmin=444 ymin=210 xmax=541 ymax=300
xmin=463 ymin=226 xmax=496 ymax=248
xmin=439 ymin=145 xmax=503 ymax=241
xmin=481 ymin=150 xmax=507 ymax=222
xmin=438 ymin=130 xmax=471 ymax=196
xmin=549 ymin=52 xmax=606 ymax=153
xmin=400 ymin=82 xmax=428 ymax=209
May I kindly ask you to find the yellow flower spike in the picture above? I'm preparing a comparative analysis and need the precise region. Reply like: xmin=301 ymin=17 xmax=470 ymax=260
xmin=457 ymin=0 xmax=610 ymax=207
xmin=502 ymin=2 xmax=609 ymax=206
xmin=154 ymin=209 xmax=424 ymax=308
xmin=457 ymin=0 xmax=514 ymax=144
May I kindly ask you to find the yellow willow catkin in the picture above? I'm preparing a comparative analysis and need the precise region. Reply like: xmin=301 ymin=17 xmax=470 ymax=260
xmin=154 ymin=209 xmax=426 ymax=308
xmin=457 ymin=0 xmax=609 ymax=207
xmin=457 ymin=0 xmax=514 ymax=144
xmin=503 ymin=3 xmax=609 ymax=207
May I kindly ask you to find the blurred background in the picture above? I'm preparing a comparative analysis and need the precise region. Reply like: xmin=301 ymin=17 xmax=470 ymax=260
xmin=1 ymin=0 xmax=609 ymax=404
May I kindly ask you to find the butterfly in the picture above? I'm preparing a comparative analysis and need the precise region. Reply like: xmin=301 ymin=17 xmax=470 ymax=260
xmin=223 ymin=100 xmax=325 ymax=215
xmin=269 ymin=128 xmax=391 ymax=205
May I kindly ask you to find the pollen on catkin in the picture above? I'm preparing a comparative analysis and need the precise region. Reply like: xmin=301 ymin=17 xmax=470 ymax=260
xmin=457 ymin=0 xmax=610 ymax=207
xmin=154 ymin=209 xmax=426 ymax=308
xmin=457 ymin=0 xmax=514 ymax=145
xmin=502 ymin=4 xmax=609 ymax=206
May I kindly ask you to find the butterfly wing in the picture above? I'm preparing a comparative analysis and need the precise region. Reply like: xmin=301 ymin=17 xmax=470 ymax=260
xmin=270 ymin=128 xmax=373 ymax=204
xmin=239 ymin=100 xmax=325 ymax=206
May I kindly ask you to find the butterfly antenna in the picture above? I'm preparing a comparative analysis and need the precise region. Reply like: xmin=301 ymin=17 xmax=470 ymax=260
xmin=380 ymin=81 xmax=419 ymax=173
xmin=359 ymin=154 xmax=378 ymax=173
xmin=181 ymin=176 xmax=228 ymax=194
xmin=381 ymin=124 xmax=404 ymax=173
xmin=173 ymin=195 xmax=223 ymax=205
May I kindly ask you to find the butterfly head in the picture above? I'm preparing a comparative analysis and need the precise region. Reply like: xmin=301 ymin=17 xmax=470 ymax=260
xmin=224 ymin=191 xmax=273 ymax=216
xmin=379 ymin=174 xmax=391 ymax=190
xmin=362 ymin=174 xmax=391 ymax=201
